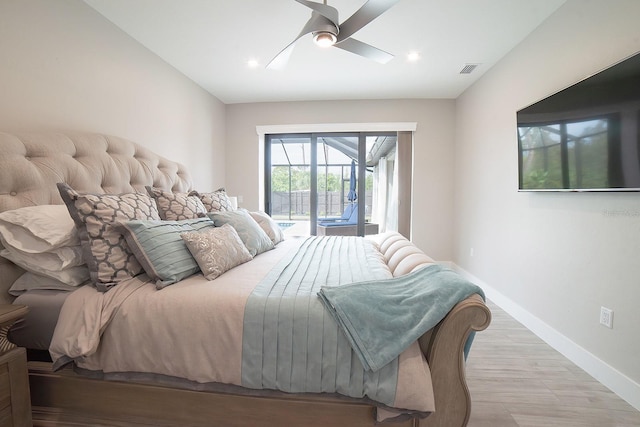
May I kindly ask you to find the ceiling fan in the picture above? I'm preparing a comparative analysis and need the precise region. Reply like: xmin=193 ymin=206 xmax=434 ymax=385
xmin=267 ymin=0 xmax=400 ymax=69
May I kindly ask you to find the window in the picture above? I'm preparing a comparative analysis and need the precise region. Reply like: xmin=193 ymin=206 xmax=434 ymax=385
xmin=265 ymin=132 xmax=408 ymax=237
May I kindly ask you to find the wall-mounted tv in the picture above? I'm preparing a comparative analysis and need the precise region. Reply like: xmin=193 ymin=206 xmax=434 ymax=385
xmin=517 ymin=51 xmax=640 ymax=191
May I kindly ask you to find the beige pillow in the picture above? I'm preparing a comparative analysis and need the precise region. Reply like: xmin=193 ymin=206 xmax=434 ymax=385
xmin=181 ymin=224 xmax=253 ymax=280
xmin=249 ymin=211 xmax=284 ymax=245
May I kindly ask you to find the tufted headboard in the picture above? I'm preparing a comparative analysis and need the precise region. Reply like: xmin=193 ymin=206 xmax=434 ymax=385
xmin=0 ymin=131 xmax=194 ymax=302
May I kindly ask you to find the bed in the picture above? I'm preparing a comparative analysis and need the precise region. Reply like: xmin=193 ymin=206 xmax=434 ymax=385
xmin=0 ymin=131 xmax=491 ymax=427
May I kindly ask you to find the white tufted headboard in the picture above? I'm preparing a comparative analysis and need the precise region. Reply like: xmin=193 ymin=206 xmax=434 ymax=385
xmin=0 ymin=131 xmax=194 ymax=302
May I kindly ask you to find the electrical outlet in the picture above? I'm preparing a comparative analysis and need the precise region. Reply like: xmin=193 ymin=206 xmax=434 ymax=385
xmin=600 ymin=306 xmax=613 ymax=329
xmin=470 ymin=248 xmax=475 ymax=257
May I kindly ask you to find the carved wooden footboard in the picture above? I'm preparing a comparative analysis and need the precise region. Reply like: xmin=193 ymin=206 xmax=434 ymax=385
xmin=27 ymin=294 xmax=490 ymax=427
xmin=420 ymin=294 xmax=491 ymax=427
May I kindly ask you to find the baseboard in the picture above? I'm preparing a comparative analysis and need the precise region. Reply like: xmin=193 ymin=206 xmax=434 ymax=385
xmin=452 ymin=264 xmax=640 ymax=412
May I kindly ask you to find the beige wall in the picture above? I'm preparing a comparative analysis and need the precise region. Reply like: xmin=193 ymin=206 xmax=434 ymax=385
xmin=226 ymin=100 xmax=456 ymax=259
xmin=454 ymin=0 xmax=640 ymax=401
xmin=0 ymin=0 xmax=226 ymax=189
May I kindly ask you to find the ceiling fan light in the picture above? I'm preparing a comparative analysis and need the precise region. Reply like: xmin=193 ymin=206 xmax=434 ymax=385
xmin=313 ymin=31 xmax=337 ymax=48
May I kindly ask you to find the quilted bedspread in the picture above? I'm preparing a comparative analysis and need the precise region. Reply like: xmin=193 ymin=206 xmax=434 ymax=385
xmin=49 ymin=236 xmax=436 ymax=420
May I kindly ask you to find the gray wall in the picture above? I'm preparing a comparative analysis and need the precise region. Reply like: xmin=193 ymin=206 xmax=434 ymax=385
xmin=225 ymin=99 xmax=456 ymax=260
xmin=453 ymin=0 xmax=640 ymax=405
xmin=0 ymin=0 xmax=226 ymax=189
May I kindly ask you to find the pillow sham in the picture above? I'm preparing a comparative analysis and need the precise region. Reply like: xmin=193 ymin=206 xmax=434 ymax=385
xmin=145 ymin=186 xmax=207 ymax=221
xmin=8 ymin=272 xmax=81 ymax=296
xmin=189 ymin=188 xmax=234 ymax=212
xmin=1 ymin=249 xmax=90 ymax=286
xmin=0 ymin=204 xmax=79 ymax=253
xmin=118 ymin=217 xmax=215 ymax=289
xmin=181 ymin=224 xmax=253 ymax=281
xmin=249 ymin=211 xmax=285 ymax=245
xmin=207 ymin=209 xmax=274 ymax=256
xmin=57 ymin=183 xmax=161 ymax=292
xmin=0 ymin=242 xmax=85 ymax=271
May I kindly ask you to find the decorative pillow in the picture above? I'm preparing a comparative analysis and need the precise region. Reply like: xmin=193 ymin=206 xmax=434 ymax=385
xmin=190 ymin=188 xmax=234 ymax=212
xmin=57 ymin=183 xmax=161 ymax=292
xmin=0 ymin=205 xmax=79 ymax=253
xmin=145 ymin=186 xmax=207 ymax=221
xmin=9 ymin=272 xmax=81 ymax=296
xmin=207 ymin=209 xmax=274 ymax=256
xmin=249 ymin=211 xmax=285 ymax=245
xmin=1 ymin=249 xmax=90 ymax=286
xmin=181 ymin=224 xmax=253 ymax=281
xmin=118 ymin=217 xmax=215 ymax=289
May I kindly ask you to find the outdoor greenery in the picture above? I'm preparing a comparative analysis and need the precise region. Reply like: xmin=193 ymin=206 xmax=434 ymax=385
xmin=271 ymin=166 xmax=373 ymax=192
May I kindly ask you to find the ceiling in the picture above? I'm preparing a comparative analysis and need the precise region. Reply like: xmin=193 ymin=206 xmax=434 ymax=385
xmin=84 ymin=0 xmax=566 ymax=104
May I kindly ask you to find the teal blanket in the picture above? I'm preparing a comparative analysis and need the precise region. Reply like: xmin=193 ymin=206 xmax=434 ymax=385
xmin=318 ymin=264 xmax=485 ymax=372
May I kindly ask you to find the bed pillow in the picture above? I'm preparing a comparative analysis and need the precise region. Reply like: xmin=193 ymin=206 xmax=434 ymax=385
xmin=1 ymin=249 xmax=90 ymax=286
xmin=207 ymin=209 xmax=274 ymax=256
xmin=249 ymin=211 xmax=285 ymax=245
xmin=181 ymin=224 xmax=253 ymax=281
xmin=8 ymin=272 xmax=81 ymax=296
xmin=0 ymin=243 xmax=85 ymax=272
xmin=57 ymin=183 xmax=161 ymax=292
xmin=0 ymin=204 xmax=79 ymax=253
xmin=189 ymin=188 xmax=234 ymax=212
xmin=145 ymin=186 xmax=207 ymax=221
xmin=118 ymin=217 xmax=215 ymax=289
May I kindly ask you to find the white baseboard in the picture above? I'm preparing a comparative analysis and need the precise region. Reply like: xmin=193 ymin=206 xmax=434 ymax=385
xmin=452 ymin=264 xmax=640 ymax=412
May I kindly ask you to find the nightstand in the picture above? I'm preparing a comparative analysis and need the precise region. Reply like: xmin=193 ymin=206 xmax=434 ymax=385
xmin=0 ymin=305 xmax=32 ymax=427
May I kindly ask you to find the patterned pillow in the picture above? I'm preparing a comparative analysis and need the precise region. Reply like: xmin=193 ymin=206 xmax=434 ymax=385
xmin=249 ymin=211 xmax=285 ymax=245
xmin=207 ymin=209 xmax=274 ymax=257
xmin=189 ymin=188 xmax=234 ymax=212
xmin=118 ymin=217 xmax=215 ymax=289
xmin=145 ymin=186 xmax=207 ymax=221
xmin=57 ymin=183 xmax=161 ymax=292
xmin=181 ymin=224 xmax=253 ymax=281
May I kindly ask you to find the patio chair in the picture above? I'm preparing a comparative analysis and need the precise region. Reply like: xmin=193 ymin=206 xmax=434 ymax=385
xmin=318 ymin=203 xmax=358 ymax=226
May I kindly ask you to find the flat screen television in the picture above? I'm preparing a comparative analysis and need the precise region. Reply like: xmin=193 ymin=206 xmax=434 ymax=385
xmin=517 ymin=51 xmax=640 ymax=191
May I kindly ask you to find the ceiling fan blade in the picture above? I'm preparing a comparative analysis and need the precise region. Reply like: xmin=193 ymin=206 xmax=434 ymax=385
xmin=295 ymin=0 xmax=339 ymax=25
xmin=337 ymin=0 xmax=400 ymax=42
xmin=266 ymin=42 xmax=298 ymax=70
xmin=267 ymin=12 xmax=336 ymax=69
xmin=334 ymin=38 xmax=394 ymax=64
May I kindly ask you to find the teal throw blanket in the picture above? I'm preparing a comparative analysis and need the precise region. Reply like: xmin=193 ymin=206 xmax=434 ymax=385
xmin=318 ymin=264 xmax=485 ymax=372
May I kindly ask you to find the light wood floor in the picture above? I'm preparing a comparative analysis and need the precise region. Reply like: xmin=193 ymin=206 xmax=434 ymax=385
xmin=465 ymin=300 xmax=640 ymax=426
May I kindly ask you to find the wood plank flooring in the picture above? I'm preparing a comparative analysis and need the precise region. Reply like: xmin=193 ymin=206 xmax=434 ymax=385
xmin=465 ymin=300 xmax=640 ymax=426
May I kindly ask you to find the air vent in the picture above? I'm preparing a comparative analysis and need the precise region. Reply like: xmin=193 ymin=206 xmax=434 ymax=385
xmin=460 ymin=63 xmax=480 ymax=74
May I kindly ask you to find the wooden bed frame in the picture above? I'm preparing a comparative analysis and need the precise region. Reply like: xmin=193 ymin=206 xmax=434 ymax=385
xmin=27 ymin=294 xmax=490 ymax=427
xmin=0 ymin=132 xmax=491 ymax=427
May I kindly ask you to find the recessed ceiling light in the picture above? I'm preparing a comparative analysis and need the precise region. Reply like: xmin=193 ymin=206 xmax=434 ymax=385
xmin=247 ymin=59 xmax=259 ymax=68
xmin=407 ymin=51 xmax=420 ymax=62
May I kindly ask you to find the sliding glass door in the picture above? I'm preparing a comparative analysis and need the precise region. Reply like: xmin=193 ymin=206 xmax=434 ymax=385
xmin=265 ymin=132 xmax=399 ymax=237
